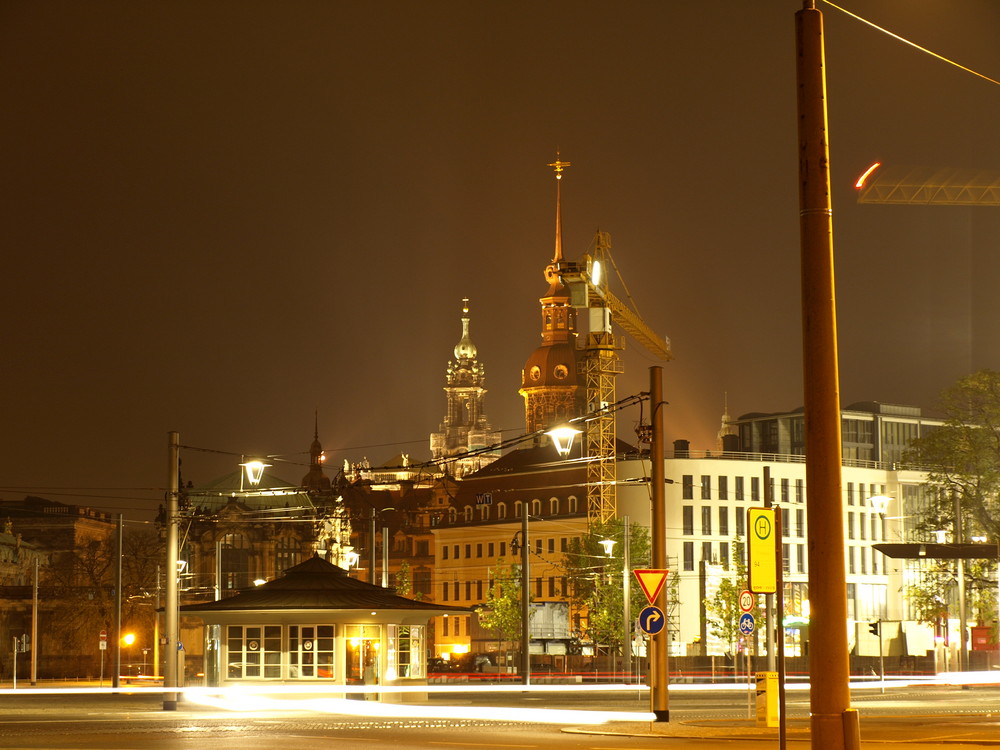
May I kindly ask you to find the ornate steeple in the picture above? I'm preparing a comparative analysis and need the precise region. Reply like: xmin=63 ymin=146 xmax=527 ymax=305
xmin=301 ymin=412 xmax=332 ymax=492
xmin=519 ymin=156 xmax=585 ymax=433
xmin=430 ymin=299 xmax=501 ymax=477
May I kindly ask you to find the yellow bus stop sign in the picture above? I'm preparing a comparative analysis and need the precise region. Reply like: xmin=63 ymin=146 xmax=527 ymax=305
xmin=748 ymin=507 xmax=777 ymax=594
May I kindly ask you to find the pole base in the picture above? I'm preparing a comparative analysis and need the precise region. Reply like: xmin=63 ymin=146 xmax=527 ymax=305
xmin=162 ymin=699 xmax=177 ymax=711
xmin=653 ymin=709 xmax=669 ymax=723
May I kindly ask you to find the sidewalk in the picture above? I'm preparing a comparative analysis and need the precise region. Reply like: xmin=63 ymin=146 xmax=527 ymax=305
xmin=570 ymin=714 xmax=1000 ymax=746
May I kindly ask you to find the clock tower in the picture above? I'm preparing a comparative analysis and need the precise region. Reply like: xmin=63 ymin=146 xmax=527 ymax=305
xmin=519 ymin=157 xmax=585 ymax=433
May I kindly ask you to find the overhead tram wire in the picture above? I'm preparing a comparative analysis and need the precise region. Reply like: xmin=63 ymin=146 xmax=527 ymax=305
xmin=821 ymin=0 xmax=1000 ymax=87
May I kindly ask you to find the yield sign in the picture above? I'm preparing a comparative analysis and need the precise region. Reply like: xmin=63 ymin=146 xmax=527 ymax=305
xmin=633 ymin=569 xmax=669 ymax=605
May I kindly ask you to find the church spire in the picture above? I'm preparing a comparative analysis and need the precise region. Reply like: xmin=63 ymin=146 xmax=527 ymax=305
xmin=453 ymin=298 xmax=477 ymax=360
xmin=548 ymin=153 xmax=571 ymax=263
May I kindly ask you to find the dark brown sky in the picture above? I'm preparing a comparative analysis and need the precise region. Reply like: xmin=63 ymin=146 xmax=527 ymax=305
xmin=2 ymin=1 xmax=999 ymax=519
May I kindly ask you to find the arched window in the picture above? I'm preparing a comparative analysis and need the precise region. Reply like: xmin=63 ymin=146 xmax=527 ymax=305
xmin=549 ymin=498 xmax=560 ymax=516
xmin=497 ymin=502 xmax=507 ymax=520
xmin=568 ymin=495 xmax=579 ymax=514
xmin=479 ymin=505 xmax=489 ymax=521
xmin=448 ymin=507 xmax=458 ymax=523
xmin=531 ymin=499 xmax=542 ymax=516
xmin=464 ymin=506 xmax=473 ymax=522
xmin=515 ymin=500 xmax=523 ymax=518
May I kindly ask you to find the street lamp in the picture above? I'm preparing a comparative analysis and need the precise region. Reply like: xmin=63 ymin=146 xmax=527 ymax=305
xmin=545 ymin=425 xmax=582 ymax=458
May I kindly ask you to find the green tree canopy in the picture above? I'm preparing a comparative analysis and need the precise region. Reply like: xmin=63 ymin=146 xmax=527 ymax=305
xmin=563 ymin=518 xmax=651 ymax=651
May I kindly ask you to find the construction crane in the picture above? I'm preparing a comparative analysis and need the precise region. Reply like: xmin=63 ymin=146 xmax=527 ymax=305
xmin=855 ymin=162 xmax=1000 ymax=206
xmin=559 ymin=232 xmax=672 ymax=524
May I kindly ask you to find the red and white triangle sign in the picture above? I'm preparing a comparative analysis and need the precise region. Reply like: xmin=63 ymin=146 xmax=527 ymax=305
xmin=633 ymin=569 xmax=669 ymax=605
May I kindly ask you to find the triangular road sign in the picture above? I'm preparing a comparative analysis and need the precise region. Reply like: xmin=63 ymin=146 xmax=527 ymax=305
xmin=633 ymin=569 xmax=669 ymax=605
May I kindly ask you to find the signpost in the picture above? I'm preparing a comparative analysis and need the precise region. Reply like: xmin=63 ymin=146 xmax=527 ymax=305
xmin=748 ymin=508 xmax=777 ymax=594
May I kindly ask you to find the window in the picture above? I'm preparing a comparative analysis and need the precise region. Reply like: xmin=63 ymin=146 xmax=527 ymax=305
xmin=275 ymin=536 xmax=300 ymax=575
xmin=847 ymin=513 xmax=855 ymax=540
xmin=221 ymin=533 xmax=251 ymax=590
xmin=442 ymin=546 xmax=449 ymax=561
xmin=535 ymin=539 xmax=542 ymax=554
xmin=797 ymin=544 xmax=805 ymax=573
xmin=682 ymin=475 xmax=694 ymax=499
xmin=847 ymin=482 xmax=854 ymax=505
xmin=795 ymin=479 xmax=804 ymax=503
xmin=476 ymin=580 xmax=483 ymax=600
xmin=736 ymin=510 xmax=745 ymax=537
xmin=535 ymin=577 xmax=542 ymax=597
xmin=547 ymin=538 xmax=555 ymax=554
xmin=442 ymin=582 xmax=449 ymax=601
xmin=701 ymin=475 xmax=711 ymax=500
xmin=848 ymin=546 xmax=856 ymax=574
xmin=465 ymin=580 xmax=472 ymax=600
xmin=871 ymin=514 xmax=878 ymax=542
xmin=548 ymin=576 xmax=556 ymax=597
xmin=488 ymin=542 xmax=495 ymax=557
xmin=448 ymin=508 xmax=457 ymax=523
xmin=701 ymin=506 xmax=712 ymax=535
xmin=860 ymin=547 xmax=867 ymax=575
xmin=453 ymin=581 xmax=460 ymax=600
xmin=500 ymin=541 xmax=507 ymax=557
xmin=531 ymin=499 xmax=542 ymax=516
xmin=735 ymin=477 xmax=745 ymax=502
xmin=479 ymin=505 xmax=489 ymax=521
xmin=464 ymin=507 xmax=473 ymax=522
xmin=782 ymin=544 xmax=790 ymax=574
xmin=498 ymin=502 xmax=507 ymax=519
xmin=718 ymin=476 xmax=728 ymax=500
xmin=550 ymin=498 xmax=559 ymax=515
xmin=683 ymin=541 xmax=694 ymax=571
xmin=720 ymin=541 xmax=730 ymax=569
xmin=560 ymin=537 xmax=568 ymax=552
xmin=719 ymin=507 xmax=729 ymax=537
xmin=796 ymin=509 xmax=804 ymax=538
xmin=442 ymin=617 xmax=449 ymax=636
xmin=702 ymin=541 xmax=713 ymax=564
xmin=465 ymin=544 xmax=471 ymax=559
xmin=781 ymin=508 xmax=790 ymax=538
xmin=515 ymin=501 xmax=523 ymax=518
xmin=289 ymin=625 xmax=335 ymax=679
xmin=781 ymin=479 xmax=789 ymax=503
xmin=859 ymin=513 xmax=866 ymax=540
xmin=751 ymin=477 xmax=760 ymax=502
xmin=476 ymin=543 xmax=483 ymax=558
xmin=453 ymin=545 xmax=459 ymax=559
xmin=227 ymin=625 xmax=281 ymax=679
xmin=568 ymin=496 xmax=579 ymax=514
xmin=682 ymin=506 xmax=694 ymax=535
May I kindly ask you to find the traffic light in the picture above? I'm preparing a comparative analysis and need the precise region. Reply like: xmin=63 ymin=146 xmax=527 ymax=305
xmin=869 ymin=621 xmax=880 ymax=637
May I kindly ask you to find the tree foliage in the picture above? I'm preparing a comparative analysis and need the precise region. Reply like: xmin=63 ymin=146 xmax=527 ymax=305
xmin=905 ymin=370 xmax=1000 ymax=625
xmin=474 ymin=558 xmax=524 ymax=656
xmin=563 ymin=518 xmax=651 ymax=652
xmin=703 ymin=538 xmax=758 ymax=657
xmin=907 ymin=369 xmax=1000 ymax=539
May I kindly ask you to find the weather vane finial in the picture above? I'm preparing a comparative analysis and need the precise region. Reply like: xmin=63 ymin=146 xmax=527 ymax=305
xmin=548 ymin=151 xmax=571 ymax=180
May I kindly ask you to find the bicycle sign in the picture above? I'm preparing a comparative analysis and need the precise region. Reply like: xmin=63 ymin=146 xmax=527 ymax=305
xmin=739 ymin=612 xmax=756 ymax=636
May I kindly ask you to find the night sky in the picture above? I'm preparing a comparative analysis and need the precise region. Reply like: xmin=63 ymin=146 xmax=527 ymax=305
xmin=2 ymin=1 xmax=999 ymax=520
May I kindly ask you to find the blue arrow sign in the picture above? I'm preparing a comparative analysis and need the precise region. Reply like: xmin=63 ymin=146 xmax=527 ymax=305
xmin=739 ymin=612 xmax=756 ymax=636
xmin=639 ymin=605 xmax=665 ymax=635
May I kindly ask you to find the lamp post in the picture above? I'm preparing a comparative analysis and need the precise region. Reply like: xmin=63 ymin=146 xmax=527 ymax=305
xmin=796 ymin=3 xmax=858 ymax=746
xmin=164 ymin=431 xmax=179 ymax=711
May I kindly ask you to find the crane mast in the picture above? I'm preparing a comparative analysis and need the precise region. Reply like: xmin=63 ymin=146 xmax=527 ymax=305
xmin=562 ymin=231 xmax=672 ymax=524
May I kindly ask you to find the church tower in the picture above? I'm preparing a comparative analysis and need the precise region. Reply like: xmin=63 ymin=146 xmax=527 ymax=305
xmin=519 ymin=156 xmax=585 ymax=433
xmin=430 ymin=299 xmax=501 ymax=477
xmin=301 ymin=414 xmax=332 ymax=492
